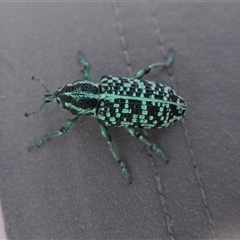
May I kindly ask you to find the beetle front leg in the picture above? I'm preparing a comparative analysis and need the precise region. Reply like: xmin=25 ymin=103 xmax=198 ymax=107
xmin=28 ymin=115 xmax=81 ymax=151
xmin=100 ymin=125 xmax=131 ymax=183
xmin=126 ymin=127 xmax=168 ymax=163
xmin=134 ymin=49 xmax=174 ymax=79
xmin=78 ymin=51 xmax=91 ymax=81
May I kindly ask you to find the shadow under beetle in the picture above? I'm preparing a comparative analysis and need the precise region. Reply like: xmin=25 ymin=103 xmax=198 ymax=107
xmin=25 ymin=50 xmax=187 ymax=183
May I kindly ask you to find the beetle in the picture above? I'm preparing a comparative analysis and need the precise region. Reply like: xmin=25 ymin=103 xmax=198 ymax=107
xmin=25 ymin=50 xmax=187 ymax=183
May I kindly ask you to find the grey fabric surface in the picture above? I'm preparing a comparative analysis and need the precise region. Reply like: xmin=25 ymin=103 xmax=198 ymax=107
xmin=1 ymin=2 xmax=240 ymax=239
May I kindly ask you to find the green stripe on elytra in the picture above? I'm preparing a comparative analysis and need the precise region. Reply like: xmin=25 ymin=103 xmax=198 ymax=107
xmin=100 ymin=94 xmax=186 ymax=109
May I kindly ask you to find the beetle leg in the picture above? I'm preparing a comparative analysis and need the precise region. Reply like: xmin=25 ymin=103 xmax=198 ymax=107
xmin=134 ymin=49 xmax=174 ymax=79
xmin=100 ymin=125 xmax=131 ymax=183
xmin=28 ymin=115 xmax=81 ymax=151
xmin=78 ymin=51 xmax=91 ymax=81
xmin=126 ymin=127 xmax=168 ymax=163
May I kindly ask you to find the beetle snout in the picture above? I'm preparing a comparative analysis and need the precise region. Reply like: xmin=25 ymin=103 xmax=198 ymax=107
xmin=43 ymin=92 xmax=55 ymax=103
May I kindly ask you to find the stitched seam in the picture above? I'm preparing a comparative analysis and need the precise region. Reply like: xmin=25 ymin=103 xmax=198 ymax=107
xmin=150 ymin=3 xmax=216 ymax=239
xmin=148 ymin=4 xmax=176 ymax=240
xmin=150 ymin=157 xmax=175 ymax=240
xmin=112 ymin=2 xmax=174 ymax=239
xmin=112 ymin=1 xmax=132 ymax=77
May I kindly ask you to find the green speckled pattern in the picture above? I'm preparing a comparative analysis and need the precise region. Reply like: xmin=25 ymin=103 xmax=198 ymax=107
xmin=97 ymin=75 xmax=187 ymax=128
xmin=25 ymin=51 xmax=186 ymax=182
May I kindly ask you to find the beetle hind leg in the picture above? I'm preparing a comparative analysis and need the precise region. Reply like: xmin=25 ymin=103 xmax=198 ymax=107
xmin=126 ymin=127 xmax=168 ymax=163
xmin=134 ymin=49 xmax=174 ymax=79
xmin=100 ymin=125 xmax=131 ymax=183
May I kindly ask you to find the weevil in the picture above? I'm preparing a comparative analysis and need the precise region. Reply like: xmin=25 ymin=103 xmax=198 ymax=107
xmin=25 ymin=50 xmax=187 ymax=183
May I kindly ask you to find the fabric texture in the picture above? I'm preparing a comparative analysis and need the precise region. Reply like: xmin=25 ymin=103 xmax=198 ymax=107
xmin=0 ymin=2 xmax=240 ymax=239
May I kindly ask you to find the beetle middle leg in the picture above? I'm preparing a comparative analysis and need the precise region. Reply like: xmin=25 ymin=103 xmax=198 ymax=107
xmin=100 ymin=125 xmax=131 ymax=183
xmin=78 ymin=51 xmax=91 ymax=81
xmin=28 ymin=115 xmax=81 ymax=151
xmin=126 ymin=127 xmax=168 ymax=163
xmin=135 ymin=49 xmax=174 ymax=80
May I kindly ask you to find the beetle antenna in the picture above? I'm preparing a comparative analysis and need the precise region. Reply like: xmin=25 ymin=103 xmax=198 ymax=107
xmin=24 ymin=76 xmax=49 ymax=117
xmin=32 ymin=76 xmax=49 ymax=92
xmin=24 ymin=102 xmax=47 ymax=117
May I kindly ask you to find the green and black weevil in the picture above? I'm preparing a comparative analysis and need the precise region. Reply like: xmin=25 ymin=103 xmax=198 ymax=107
xmin=25 ymin=50 xmax=187 ymax=183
